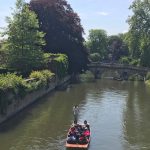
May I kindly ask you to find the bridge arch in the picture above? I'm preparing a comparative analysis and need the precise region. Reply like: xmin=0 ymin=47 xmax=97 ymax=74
xmin=88 ymin=62 xmax=149 ymax=80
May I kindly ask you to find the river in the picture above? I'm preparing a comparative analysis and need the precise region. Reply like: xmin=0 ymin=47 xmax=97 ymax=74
xmin=0 ymin=79 xmax=150 ymax=150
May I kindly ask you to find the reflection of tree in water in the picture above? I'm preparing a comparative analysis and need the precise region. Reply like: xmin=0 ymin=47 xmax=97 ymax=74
xmin=123 ymin=82 xmax=150 ymax=149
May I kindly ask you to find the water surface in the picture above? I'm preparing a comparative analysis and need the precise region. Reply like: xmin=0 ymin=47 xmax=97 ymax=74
xmin=0 ymin=79 xmax=150 ymax=150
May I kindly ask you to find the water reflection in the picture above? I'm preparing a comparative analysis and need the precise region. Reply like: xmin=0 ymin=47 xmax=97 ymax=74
xmin=123 ymin=82 xmax=150 ymax=150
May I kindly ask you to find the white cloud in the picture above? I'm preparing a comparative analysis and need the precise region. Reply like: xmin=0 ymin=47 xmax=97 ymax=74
xmin=122 ymin=30 xmax=128 ymax=33
xmin=96 ymin=11 xmax=109 ymax=16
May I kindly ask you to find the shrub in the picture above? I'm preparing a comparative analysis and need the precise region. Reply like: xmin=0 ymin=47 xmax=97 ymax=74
xmin=128 ymin=74 xmax=143 ymax=81
xmin=146 ymin=72 xmax=150 ymax=80
xmin=44 ymin=53 xmax=68 ymax=78
xmin=0 ymin=73 xmax=26 ymax=93
xmin=145 ymin=80 xmax=150 ymax=86
xmin=0 ymin=73 xmax=27 ymax=114
xmin=0 ymin=70 xmax=55 ymax=114
xmin=79 ymin=71 xmax=95 ymax=82
xmin=119 ymin=57 xmax=131 ymax=65
xmin=89 ymin=53 xmax=101 ymax=62
xmin=29 ymin=70 xmax=55 ymax=88
xmin=130 ymin=59 xmax=140 ymax=66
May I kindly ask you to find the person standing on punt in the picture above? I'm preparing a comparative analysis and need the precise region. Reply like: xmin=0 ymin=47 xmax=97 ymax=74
xmin=73 ymin=105 xmax=79 ymax=122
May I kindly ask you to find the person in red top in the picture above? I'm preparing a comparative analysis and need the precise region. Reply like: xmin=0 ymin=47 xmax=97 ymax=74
xmin=78 ymin=134 xmax=88 ymax=144
xmin=83 ymin=128 xmax=90 ymax=140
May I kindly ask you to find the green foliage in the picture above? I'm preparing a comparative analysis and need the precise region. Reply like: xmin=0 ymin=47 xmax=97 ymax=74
xmin=0 ymin=40 xmax=9 ymax=68
xmin=29 ymin=70 xmax=55 ymax=88
xmin=44 ymin=53 xmax=68 ymax=78
xmin=140 ymin=43 xmax=150 ymax=67
xmin=123 ymin=32 xmax=141 ymax=59
xmin=120 ymin=56 xmax=140 ymax=66
xmin=3 ymin=0 xmax=45 ymax=73
xmin=0 ymin=73 xmax=26 ymax=92
xmin=0 ymin=70 xmax=55 ymax=114
xmin=146 ymin=72 xmax=150 ymax=80
xmin=128 ymin=74 xmax=143 ymax=81
xmin=130 ymin=59 xmax=140 ymax=66
xmin=0 ymin=73 xmax=27 ymax=114
xmin=128 ymin=0 xmax=150 ymax=36
xmin=119 ymin=57 xmax=131 ymax=65
xmin=86 ymin=29 xmax=108 ymax=60
xmin=145 ymin=80 xmax=150 ymax=86
xmin=89 ymin=53 xmax=101 ymax=62
xmin=79 ymin=71 xmax=95 ymax=82
xmin=127 ymin=0 xmax=150 ymax=67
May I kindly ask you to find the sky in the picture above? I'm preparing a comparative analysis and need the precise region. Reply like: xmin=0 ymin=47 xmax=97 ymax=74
xmin=0 ymin=0 xmax=134 ymax=38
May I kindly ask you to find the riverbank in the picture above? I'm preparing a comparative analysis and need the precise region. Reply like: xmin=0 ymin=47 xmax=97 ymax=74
xmin=0 ymin=75 xmax=71 ymax=125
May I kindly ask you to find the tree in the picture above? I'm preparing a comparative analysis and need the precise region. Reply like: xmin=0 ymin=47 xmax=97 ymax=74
xmin=86 ymin=29 xmax=108 ymax=60
xmin=0 ymin=40 xmax=8 ymax=68
xmin=108 ymin=35 xmax=129 ymax=61
xmin=30 ymin=0 xmax=88 ymax=73
xmin=128 ymin=0 xmax=150 ymax=66
xmin=128 ymin=0 xmax=150 ymax=36
xmin=4 ymin=0 xmax=45 ymax=73
xmin=123 ymin=32 xmax=141 ymax=59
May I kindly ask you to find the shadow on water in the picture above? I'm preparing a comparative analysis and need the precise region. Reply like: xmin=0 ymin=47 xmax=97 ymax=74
xmin=0 ymin=90 xmax=57 ymax=133
xmin=0 ymin=110 xmax=32 ymax=133
xmin=66 ymin=148 xmax=88 ymax=150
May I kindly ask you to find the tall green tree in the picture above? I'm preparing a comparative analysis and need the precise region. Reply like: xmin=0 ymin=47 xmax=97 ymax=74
xmin=128 ymin=0 xmax=150 ymax=36
xmin=0 ymin=40 xmax=8 ymax=68
xmin=123 ymin=32 xmax=141 ymax=59
xmin=4 ymin=0 xmax=45 ymax=73
xmin=86 ymin=29 xmax=108 ymax=60
xmin=128 ymin=0 xmax=150 ymax=66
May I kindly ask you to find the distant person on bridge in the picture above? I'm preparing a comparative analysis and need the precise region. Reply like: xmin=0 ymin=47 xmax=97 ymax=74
xmin=73 ymin=105 xmax=79 ymax=123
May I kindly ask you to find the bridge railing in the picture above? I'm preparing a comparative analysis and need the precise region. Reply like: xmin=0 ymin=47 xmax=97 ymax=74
xmin=88 ymin=62 xmax=150 ymax=72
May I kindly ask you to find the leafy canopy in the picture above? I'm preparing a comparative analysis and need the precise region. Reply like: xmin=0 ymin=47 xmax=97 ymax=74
xmin=4 ymin=0 xmax=45 ymax=73
xmin=30 ymin=0 xmax=88 ymax=73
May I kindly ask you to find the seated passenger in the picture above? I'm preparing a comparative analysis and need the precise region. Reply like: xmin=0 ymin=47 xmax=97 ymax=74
xmin=78 ymin=135 xmax=88 ymax=144
xmin=69 ymin=127 xmax=75 ymax=134
xmin=67 ymin=135 xmax=77 ymax=144
xmin=68 ymin=127 xmax=78 ymax=144
xmin=83 ymin=128 xmax=90 ymax=138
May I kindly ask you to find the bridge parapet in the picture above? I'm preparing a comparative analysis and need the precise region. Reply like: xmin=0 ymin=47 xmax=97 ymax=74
xmin=88 ymin=62 xmax=150 ymax=80
xmin=88 ymin=63 xmax=150 ymax=73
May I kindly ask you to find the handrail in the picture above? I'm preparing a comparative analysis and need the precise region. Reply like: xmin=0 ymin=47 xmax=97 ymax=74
xmin=88 ymin=62 xmax=150 ymax=72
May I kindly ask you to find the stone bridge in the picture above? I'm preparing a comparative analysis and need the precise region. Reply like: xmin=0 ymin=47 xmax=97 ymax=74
xmin=88 ymin=62 xmax=150 ymax=80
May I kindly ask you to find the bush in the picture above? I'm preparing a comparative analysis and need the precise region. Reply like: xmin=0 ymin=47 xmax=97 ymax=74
xmin=0 ymin=73 xmax=26 ymax=93
xmin=119 ymin=57 xmax=131 ymax=65
xmin=128 ymin=74 xmax=143 ymax=81
xmin=89 ymin=53 xmax=101 ymax=62
xmin=79 ymin=71 xmax=95 ymax=82
xmin=145 ymin=80 xmax=150 ymax=86
xmin=44 ymin=53 xmax=68 ymax=78
xmin=146 ymin=72 xmax=150 ymax=80
xmin=129 ymin=59 xmax=140 ymax=66
xmin=29 ymin=70 xmax=55 ymax=88
xmin=0 ymin=73 xmax=27 ymax=114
